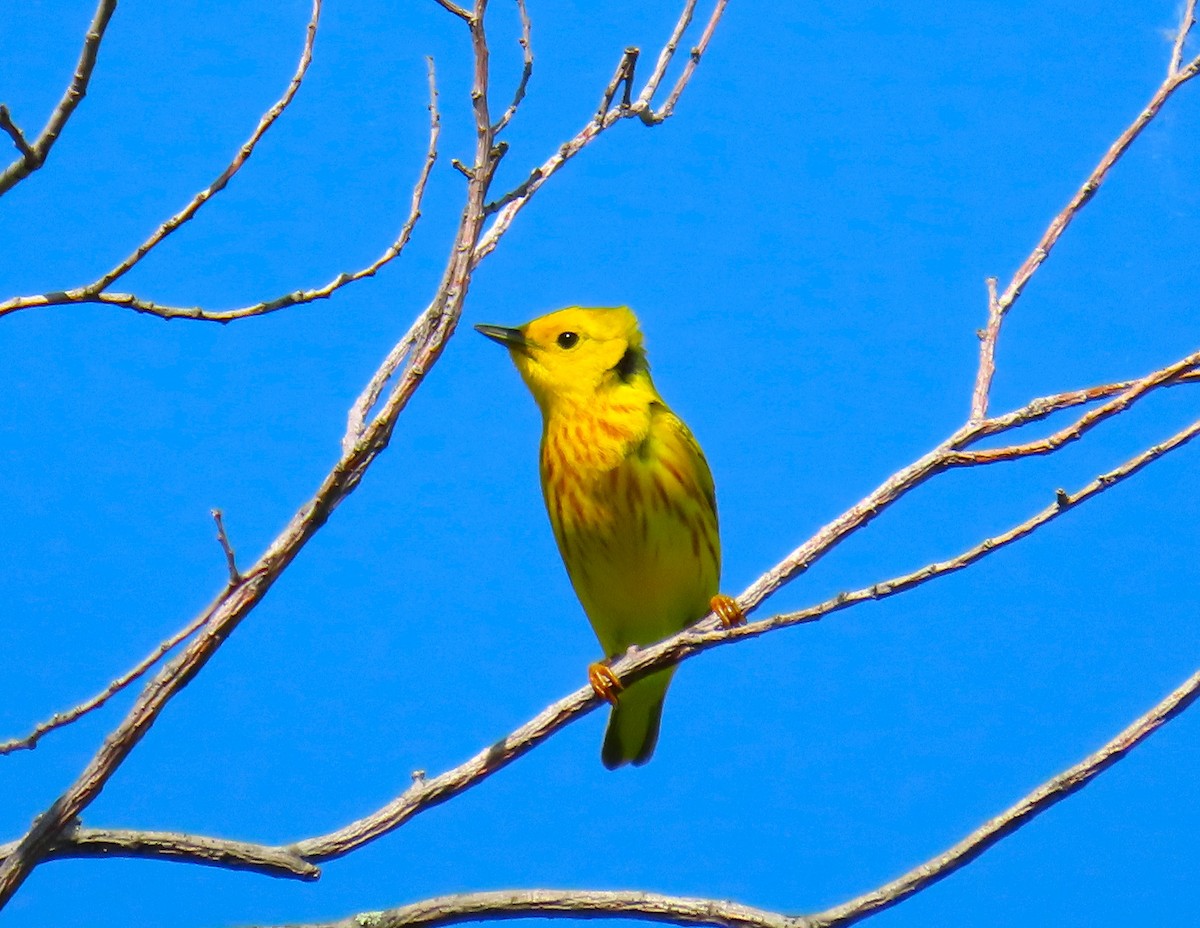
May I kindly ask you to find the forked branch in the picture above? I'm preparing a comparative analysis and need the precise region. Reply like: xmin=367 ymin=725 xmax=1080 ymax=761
xmin=246 ymin=668 xmax=1200 ymax=928
xmin=0 ymin=0 xmax=117 ymax=196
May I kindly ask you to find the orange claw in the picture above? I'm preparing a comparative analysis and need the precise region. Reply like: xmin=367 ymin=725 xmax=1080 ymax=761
xmin=588 ymin=662 xmax=623 ymax=706
xmin=711 ymin=594 xmax=746 ymax=628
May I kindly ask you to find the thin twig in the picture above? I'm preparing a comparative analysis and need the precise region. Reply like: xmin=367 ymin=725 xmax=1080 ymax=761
xmin=211 ymin=509 xmax=241 ymax=584
xmin=0 ymin=106 xmax=35 ymax=160
xmin=1169 ymin=0 xmax=1197 ymax=76
xmin=343 ymin=62 xmax=443 ymax=450
xmin=951 ymin=344 xmax=1200 ymax=463
xmin=993 ymin=50 xmax=1200 ymax=324
xmin=476 ymin=0 xmax=730 ymax=262
xmin=0 ymin=45 xmax=439 ymax=326
xmin=974 ymin=367 xmax=1200 ymax=438
xmin=808 ymin=668 xmax=1200 ymax=926
xmin=492 ymin=0 xmax=533 ymax=134
xmin=433 ymin=0 xmax=473 ymax=22
xmin=969 ymin=277 xmax=1001 ymax=421
xmin=636 ymin=0 xmax=697 ymax=106
xmin=0 ymin=0 xmax=117 ymax=196
xmin=637 ymin=0 xmax=727 ymax=125
xmin=596 ymin=48 xmax=640 ymax=122
xmin=87 ymin=0 xmax=323 ymax=295
xmin=0 ymin=611 xmax=209 ymax=756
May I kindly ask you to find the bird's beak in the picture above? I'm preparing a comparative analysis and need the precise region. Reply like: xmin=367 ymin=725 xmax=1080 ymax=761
xmin=474 ymin=323 xmax=531 ymax=354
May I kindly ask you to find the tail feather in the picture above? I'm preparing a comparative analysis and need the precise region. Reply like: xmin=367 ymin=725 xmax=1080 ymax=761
xmin=601 ymin=668 xmax=674 ymax=769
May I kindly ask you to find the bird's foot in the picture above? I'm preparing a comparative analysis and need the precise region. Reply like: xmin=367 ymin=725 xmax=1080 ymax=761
xmin=588 ymin=661 xmax=623 ymax=706
xmin=711 ymin=594 xmax=746 ymax=628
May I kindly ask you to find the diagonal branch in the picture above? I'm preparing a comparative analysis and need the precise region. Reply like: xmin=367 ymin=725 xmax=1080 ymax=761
xmin=965 ymin=34 xmax=1200 ymax=419
xmin=969 ymin=277 xmax=1001 ymax=421
xmin=86 ymin=0 xmax=323 ymax=295
xmin=0 ymin=41 xmax=438 ymax=326
xmin=0 ymin=0 xmax=117 ymax=196
xmin=0 ymin=106 xmax=35 ymax=161
xmin=807 ymin=667 xmax=1200 ymax=926
xmin=1169 ymin=0 xmax=1197 ymax=76
xmin=246 ymin=668 xmax=1200 ymax=928
xmin=0 ymin=610 xmax=209 ymax=756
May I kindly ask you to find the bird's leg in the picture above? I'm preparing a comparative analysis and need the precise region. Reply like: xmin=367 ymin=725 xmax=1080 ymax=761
xmin=711 ymin=594 xmax=746 ymax=628
xmin=588 ymin=661 xmax=623 ymax=705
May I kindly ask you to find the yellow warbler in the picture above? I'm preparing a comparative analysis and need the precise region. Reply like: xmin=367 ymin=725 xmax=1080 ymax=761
xmin=476 ymin=306 xmax=743 ymax=768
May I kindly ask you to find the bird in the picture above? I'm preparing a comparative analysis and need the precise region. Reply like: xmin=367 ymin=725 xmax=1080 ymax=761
xmin=475 ymin=306 xmax=744 ymax=769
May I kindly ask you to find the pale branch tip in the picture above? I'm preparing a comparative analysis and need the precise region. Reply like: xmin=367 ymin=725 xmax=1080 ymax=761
xmin=1169 ymin=0 xmax=1197 ymax=76
xmin=491 ymin=0 xmax=533 ymax=134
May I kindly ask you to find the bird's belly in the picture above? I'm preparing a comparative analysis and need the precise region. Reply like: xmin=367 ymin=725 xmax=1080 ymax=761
xmin=562 ymin=484 xmax=717 ymax=657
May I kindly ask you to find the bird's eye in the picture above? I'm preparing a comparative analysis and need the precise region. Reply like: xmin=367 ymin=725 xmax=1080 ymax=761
xmin=556 ymin=331 xmax=580 ymax=349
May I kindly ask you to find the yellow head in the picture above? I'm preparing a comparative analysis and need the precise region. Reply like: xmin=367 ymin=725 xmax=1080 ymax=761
xmin=475 ymin=306 xmax=651 ymax=415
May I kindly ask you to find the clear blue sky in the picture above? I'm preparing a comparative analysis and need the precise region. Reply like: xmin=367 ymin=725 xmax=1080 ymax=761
xmin=2 ymin=1 xmax=1199 ymax=925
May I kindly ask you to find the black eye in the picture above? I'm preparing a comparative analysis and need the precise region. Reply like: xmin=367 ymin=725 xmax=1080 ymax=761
xmin=556 ymin=331 xmax=579 ymax=349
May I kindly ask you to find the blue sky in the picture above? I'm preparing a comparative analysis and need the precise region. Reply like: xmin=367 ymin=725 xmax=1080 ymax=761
xmin=2 ymin=1 xmax=1199 ymax=925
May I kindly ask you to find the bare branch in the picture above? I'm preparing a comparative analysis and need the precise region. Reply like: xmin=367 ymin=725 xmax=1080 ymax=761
xmin=9 ymin=392 xmax=1200 ymax=877
xmin=637 ymin=0 xmax=727 ymax=125
xmin=433 ymin=0 xmax=473 ymax=23
xmin=242 ymin=669 xmax=1200 ymax=928
xmin=492 ymin=0 xmax=533 ymax=134
xmin=969 ymin=277 xmax=1001 ymax=421
xmin=1170 ymin=0 xmax=1197 ymax=76
xmin=635 ymin=0 xmax=697 ymax=106
xmin=993 ymin=52 xmax=1200 ymax=325
xmin=258 ymin=890 xmax=794 ymax=928
xmin=0 ymin=0 xmax=593 ymax=900
xmin=0 ymin=826 xmax=317 ymax=882
xmin=0 ymin=42 xmax=440 ymax=326
xmin=0 ymin=106 xmax=35 ymax=161
xmin=0 ymin=0 xmax=117 ymax=196
xmin=951 ymin=344 xmax=1200 ymax=463
xmin=211 ymin=509 xmax=241 ymax=584
xmin=476 ymin=1 xmax=729 ymax=261
xmin=81 ymin=0 xmax=323 ymax=296
xmin=808 ymin=668 xmax=1200 ymax=926
xmin=0 ymin=611 xmax=209 ymax=756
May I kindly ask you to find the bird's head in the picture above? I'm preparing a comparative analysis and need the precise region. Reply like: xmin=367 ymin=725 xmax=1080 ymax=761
xmin=475 ymin=306 xmax=650 ymax=414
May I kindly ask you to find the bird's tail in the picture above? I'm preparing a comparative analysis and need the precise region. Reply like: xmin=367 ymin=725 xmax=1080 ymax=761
xmin=601 ymin=667 xmax=675 ymax=769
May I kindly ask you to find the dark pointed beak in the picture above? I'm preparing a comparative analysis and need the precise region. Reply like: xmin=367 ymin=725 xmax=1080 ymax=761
xmin=474 ymin=323 xmax=530 ymax=353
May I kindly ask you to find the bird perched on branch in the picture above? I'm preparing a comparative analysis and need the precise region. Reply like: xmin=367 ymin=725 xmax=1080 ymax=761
xmin=475 ymin=306 xmax=744 ymax=769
